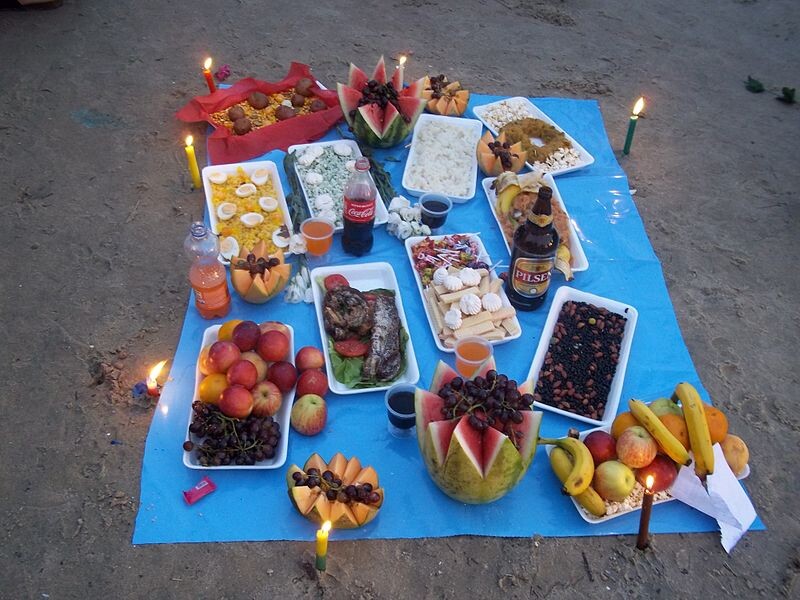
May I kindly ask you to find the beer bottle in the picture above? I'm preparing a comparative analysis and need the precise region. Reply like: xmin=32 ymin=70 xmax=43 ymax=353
xmin=505 ymin=186 xmax=559 ymax=310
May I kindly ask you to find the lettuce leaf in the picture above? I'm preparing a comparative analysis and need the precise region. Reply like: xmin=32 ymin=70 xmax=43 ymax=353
xmin=328 ymin=328 xmax=409 ymax=389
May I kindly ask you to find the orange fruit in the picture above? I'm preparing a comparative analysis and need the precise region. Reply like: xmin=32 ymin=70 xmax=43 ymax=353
xmin=703 ymin=403 xmax=729 ymax=444
xmin=218 ymin=319 xmax=243 ymax=342
xmin=720 ymin=434 xmax=748 ymax=476
xmin=198 ymin=373 xmax=228 ymax=404
xmin=658 ymin=413 xmax=691 ymax=451
xmin=611 ymin=412 xmax=639 ymax=439
xmin=198 ymin=345 xmax=215 ymax=376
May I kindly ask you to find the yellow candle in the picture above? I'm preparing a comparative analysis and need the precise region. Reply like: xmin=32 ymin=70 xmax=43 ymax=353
xmin=315 ymin=521 xmax=331 ymax=571
xmin=184 ymin=135 xmax=202 ymax=189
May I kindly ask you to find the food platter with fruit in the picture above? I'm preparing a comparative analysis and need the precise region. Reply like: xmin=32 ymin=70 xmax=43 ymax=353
xmin=543 ymin=386 xmax=751 ymax=524
xmin=183 ymin=320 xmax=297 ymax=469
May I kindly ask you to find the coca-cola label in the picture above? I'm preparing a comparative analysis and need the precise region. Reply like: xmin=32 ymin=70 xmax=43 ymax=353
xmin=343 ymin=198 xmax=376 ymax=223
xmin=511 ymin=257 xmax=554 ymax=298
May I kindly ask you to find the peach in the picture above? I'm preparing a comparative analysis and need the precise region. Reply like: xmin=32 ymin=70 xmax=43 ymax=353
xmin=226 ymin=359 xmax=258 ymax=389
xmin=232 ymin=320 xmax=261 ymax=352
xmin=241 ymin=351 xmax=268 ymax=382
xmin=296 ymin=369 xmax=328 ymax=398
xmin=295 ymin=346 xmax=325 ymax=372
xmin=219 ymin=385 xmax=253 ymax=419
xmin=257 ymin=330 xmax=290 ymax=362
xmin=207 ymin=341 xmax=241 ymax=373
xmin=267 ymin=360 xmax=297 ymax=393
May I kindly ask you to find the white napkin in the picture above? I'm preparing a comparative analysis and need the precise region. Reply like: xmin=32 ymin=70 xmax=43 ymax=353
xmin=670 ymin=444 xmax=756 ymax=553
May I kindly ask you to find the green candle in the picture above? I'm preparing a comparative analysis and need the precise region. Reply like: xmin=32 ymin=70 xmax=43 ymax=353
xmin=622 ymin=97 xmax=645 ymax=155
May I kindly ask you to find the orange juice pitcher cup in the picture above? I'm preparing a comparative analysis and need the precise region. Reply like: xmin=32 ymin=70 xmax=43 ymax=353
xmin=454 ymin=337 xmax=493 ymax=378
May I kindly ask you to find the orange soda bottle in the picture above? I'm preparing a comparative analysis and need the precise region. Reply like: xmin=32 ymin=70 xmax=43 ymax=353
xmin=184 ymin=222 xmax=231 ymax=319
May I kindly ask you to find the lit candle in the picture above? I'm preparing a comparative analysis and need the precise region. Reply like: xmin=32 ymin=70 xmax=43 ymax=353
xmin=622 ymin=97 xmax=644 ymax=155
xmin=202 ymin=57 xmax=216 ymax=93
xmin=395 ymin=55 xmax=407 ymax=90
xmin=636 ymin=474 xmax=655 ymax=550
xmin=315 ymin=521 xmax=332 ymax=571
xmin=146 ymin=360 xmax=168 ymax=397
xmin=184 ymin=135 xmax=202 ymax=189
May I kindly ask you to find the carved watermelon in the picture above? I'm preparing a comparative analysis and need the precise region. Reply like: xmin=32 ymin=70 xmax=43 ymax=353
xmin=415 ymin=360 xmax=542 ymax=504
xmin=337 ymin=56 xmax=426 ymax=148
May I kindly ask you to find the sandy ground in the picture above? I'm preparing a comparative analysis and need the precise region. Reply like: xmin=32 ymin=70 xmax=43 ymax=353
xmin=1 ymin=0 xmax=798 ymax=598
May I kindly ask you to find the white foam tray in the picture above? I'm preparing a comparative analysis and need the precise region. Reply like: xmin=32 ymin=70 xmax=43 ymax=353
xmin=526 ymin=287 xmax=638 ymax=427
xmin=403 ymin=233 xmax=522 ymax=352
xmin=401 ymin=113 xmax=483 ymax=202
xmin=183 ymin=324 xmax=294 ymax=470
xmin=310 ymin=262 xmax=420 ymax=395
xmin=482 ymin=175 xmax=589 ymax=272
xmin=472 ymin=97 xmax=594 ymax=176
xmin=287 ymin=139 xmax=389 ymax=232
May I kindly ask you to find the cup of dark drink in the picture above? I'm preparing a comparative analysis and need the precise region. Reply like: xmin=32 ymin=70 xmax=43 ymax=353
xmin=385 ymin=383 xmax=416 ymax=438
xmin=419 ymin=194 xmax=453 ymax=232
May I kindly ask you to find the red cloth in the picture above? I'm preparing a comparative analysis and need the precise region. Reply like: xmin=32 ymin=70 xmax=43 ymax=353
xmin=176 ymin=62 xmax=343 ymax=164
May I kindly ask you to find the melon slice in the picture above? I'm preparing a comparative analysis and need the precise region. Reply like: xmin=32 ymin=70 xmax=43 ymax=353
xmin=354 ymin=466 xmax=378 ymax=488
xmin=518 ymin=379 xmax=534 ymax=396
xmin=309 ymin=493 xmax=331 ymax=522
xmin=397 ymin=95 xmax=427 ymax=122
xmin=352 ymin=502 xmax=379 ymax=526
xmin=303 ymin=453 xmax=327 ymax=473
xmin=415 ymin=388 xmax=445 ymax=433
xmin=329 ymin=501 xmax=359 ymax=529
xmin=327 ymin=452 xmax=347 ymax=478
xmin=244 ymin=276 xmax=270 ymax=303
xmin=402 ymin=78 xmax=424 ymax=98
xmin=480 ymin=426 xmax=523 ymax=495
xmin=347 ymin=63 xmax=369 ymax=91
xmin=290 ymin=485 xmax=319 ymax=515
xmin=337 ymin=83 xmax=362 ymax=127
xmin=371 ymin=55 xmax=387 ymax=84
xmin=428 ymin=360 xmax=460 ymax=392
xmin=424 ymin=418 xmax=460 ymax=469
xmin=341 ymin=456 xmax=362 ymax=485
xmin=285 ymin=464 xmax=303 ymax=488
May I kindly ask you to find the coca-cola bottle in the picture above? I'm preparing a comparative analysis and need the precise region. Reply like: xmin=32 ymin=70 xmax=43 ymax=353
xmin=342 ymin=157 xmax=376 ymax=256
xmin=505 ymin=186 xmax=559 ymax=311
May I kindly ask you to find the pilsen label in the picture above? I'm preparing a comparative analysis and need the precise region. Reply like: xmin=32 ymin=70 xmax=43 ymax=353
xmin=511 ymin=257 xmax=554 ymax=298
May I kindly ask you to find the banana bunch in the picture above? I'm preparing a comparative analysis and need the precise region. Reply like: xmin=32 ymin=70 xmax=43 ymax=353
xmin=549 ymin=447 xmax=606 ymax=517
xmin=539 ymin=436 xmax=594 ymax=496
xmin=672 ymin=383 xmax=715 ymax=478
xmin=628 ymin=399 xmax=691 ymax=466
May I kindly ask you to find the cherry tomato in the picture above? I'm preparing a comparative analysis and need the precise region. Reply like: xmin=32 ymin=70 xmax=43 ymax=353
xmin=334 ymin=340 xmax=369 ymax=357
xmin=363 ymin=293 xmax=377 ymax=303
xmin=324 ymin=274 xmax=350 ymax=291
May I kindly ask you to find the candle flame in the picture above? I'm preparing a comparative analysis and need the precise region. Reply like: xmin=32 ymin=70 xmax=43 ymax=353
xmin=148 ymin=360 xmax=168 ymax=383
xmin=645 ymin=474 xmax=654 ymax=491
xmin=204 ymin=57 xmax=212 ymax=70
xmin=399 ymin=55 xmax=407 ymax=66
xmin=185 ymin=135 xmax=193 ymax=147
xmin=633 ymin=97 xmax=645 ymax=116
xmin=321 ymin=521 xmax=331 ymax=533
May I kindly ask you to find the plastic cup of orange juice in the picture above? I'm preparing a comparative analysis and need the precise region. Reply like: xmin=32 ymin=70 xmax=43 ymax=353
xmin=454 ymin=337 xmax=493 ymax=378
xmin=301 ymin=218 xmax=334 ymax=256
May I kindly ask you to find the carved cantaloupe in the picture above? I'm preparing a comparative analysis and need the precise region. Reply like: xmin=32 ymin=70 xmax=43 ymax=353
xmin=230 ymin=242 xmax=290 ymax=304
xmin=422 ymin=75 xmax=470 ymax=117
xmin=477 ymin=131 xmax=527 ymax=176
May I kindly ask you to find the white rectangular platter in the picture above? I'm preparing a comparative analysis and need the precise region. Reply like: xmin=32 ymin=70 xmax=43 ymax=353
xmin=310 ymin=262 xmax=420 ymax=395
xmin=526 ymin=286 xmax=638 ymax=427
xmin=183 ymin=324 xmax=294 ymax=470
xmin=287 ymin=139 xmax=389 ymax=231
xmin=404 ymin=233 xmax=522 ymax=352
xmin=202 ymin=160 xmax=293 ymax=259
xmin=472 ymin=97 xmax=594 ymax=176
xmin=545 ymin=425 xmax=751 ymax=524
xmin=482 ymin=175 xmax=589 ymax=272
xmin=401 ymin=113 xmax=483 ymax=202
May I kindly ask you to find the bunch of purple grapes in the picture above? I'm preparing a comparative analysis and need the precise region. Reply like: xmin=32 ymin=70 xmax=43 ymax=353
xmin=184 ymin=401 xmax=280 ymax=467
xmin=292 ymin=468 xmax=381 ymax=505
xmin=438 ymin=370 xmax=534 ymax=435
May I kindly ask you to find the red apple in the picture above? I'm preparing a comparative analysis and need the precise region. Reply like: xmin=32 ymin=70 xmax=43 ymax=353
xmin=267 ymin=360 xmax=298 ymax=393
xmin=251 ymin=380 xmax=283 ymax=417
xmin=241 ymin=351 xmax=268 ymax=382
xmin=592 ymin=460 xmax=635 ymax=502
xmin=259 ymin=321 xmax=290 ymax=337
xmin=636 ymin=454 xmax=678 ymax=492
xmin=295 ymin=346 xmax=325 ymax=372
xmin=219 ymin=385 xmax=253 ymax=419
xmin=296 ymin=369 xmax=328 ymax=397
xmin=616 ymin=426 xmax=658 ymax=469
xmin=290 ymin=394 xmax=327 ymax=436
xmin=257 ymin=330 xmax=290 ymax=363
xmin=207 ymin=341 xmax=241 ymax=373
xmin=584 ymin=431 xmax=617 ymax=466
xmin=231 ymin=320 xmax=261 ymax=352
xmin=226 ymin=359 xmax=258 ymax=389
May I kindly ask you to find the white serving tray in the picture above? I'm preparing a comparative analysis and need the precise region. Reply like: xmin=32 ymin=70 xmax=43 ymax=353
xmin=545 ymin=424 xmax=751 ymax=524
xmin=472 ymin=97 xmax=594 ymax=176
xmin=286 ymin=139 xmax=389 ymax=231
xmin=201 ymin=160 xmax=293 ymax=259
xmin=310 ymin=262 xmax=420 ymax=395
xmin=401 ymin=113 xmax=483 ymax=202
xmin=482 ymin=175 xmax=589 ymax=273
xmin=525 ymin=287 xmax=638 ymax=427
xmin=404 ymin=233 xmax=522 ymax=352
xmin=182 ymin=323 xmax=294 ymax=470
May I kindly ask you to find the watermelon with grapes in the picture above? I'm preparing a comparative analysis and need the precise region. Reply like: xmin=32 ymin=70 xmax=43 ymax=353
xmin=414 ymin=360 xmax=542 ymax=504
xmin=337 ymin=56 xmax=426 ymax=148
